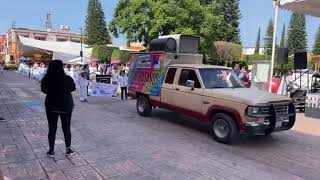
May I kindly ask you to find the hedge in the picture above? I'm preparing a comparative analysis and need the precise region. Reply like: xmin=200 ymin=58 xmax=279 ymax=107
xmin=4 ymin=62 xmax=18 ymax=70
xmin=111 ymin=49 xmax=131 ymax=64
xmin=208 ymin=41 xmax=242 ymax=64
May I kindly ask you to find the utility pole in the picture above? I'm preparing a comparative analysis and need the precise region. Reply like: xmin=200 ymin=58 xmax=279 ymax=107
xmin=78 ymin=28 xmax=83 ymax=62
xmin=11 ymin=21 xmax=16 ymax=28
xmin=46 ymin=12 xmax=53 ymax=32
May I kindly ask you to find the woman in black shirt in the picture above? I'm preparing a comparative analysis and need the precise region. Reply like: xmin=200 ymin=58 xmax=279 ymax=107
xmin=41 ymin=60 xmax=76 ymax=157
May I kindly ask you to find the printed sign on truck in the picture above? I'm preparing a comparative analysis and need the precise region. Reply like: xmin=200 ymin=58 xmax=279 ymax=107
xmin=128 ymin=53 xmax=165 ymax=96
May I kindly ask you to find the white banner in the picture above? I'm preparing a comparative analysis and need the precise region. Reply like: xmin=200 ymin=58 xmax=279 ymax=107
xmin=92 ymin=82 xmax=117 ymax=97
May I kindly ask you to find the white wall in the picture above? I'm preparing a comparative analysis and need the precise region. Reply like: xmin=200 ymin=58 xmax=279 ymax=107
xmin=242 ymin=47 xmax=265 ymax=55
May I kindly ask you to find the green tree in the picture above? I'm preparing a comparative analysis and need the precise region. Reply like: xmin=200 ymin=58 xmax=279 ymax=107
xmin=200 ymin=0 xmax=213 ymax=5
xmin=216 ymin=0 xmax=241 ymax=44
xmin=254 ymin=27 xmax=260 ymax=54
xmin=109 ymin=0 xmax=223 ymax=54
xmin=210 ymin=41 xmax=242 ymax=64
xmin=264 ymin=19 xmax=275 ymax=56
xmin=91 ymin=45 xmax=118 ymax=63
xmin=111 ymin=49 xmax=131 ymax=63
xmin=200 ymin=3 xmax=223 ymax=54
xmin=84 ymin=0 xmax=111 ymax=46
xmin=287 ymin=13 xmax=307 ymax=55
xmin=313 ymin=26 xmax=320 ymax=55
xmin=280 ymin=23 xmax=286 ymax=48
xmin=244 ymin=54 xmax=265 ymax=65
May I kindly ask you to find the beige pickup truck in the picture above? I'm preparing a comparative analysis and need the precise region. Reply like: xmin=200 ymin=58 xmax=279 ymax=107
xmin=128 ymin=59 xmax=295 ymax=144
xmin=128 ymin=36 xmax=295 ymax=144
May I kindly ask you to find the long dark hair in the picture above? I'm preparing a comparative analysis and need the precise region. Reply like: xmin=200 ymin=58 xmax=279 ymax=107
xmin=45 ymin=60 xmax=66 ymax=91
xmin=46 ymin=60 xmax=65 ymax=77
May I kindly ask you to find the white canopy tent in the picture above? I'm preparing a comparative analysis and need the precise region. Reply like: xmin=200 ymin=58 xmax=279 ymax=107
xmin=51 ymin=52 xmax=91 ymax=64
xmin=19 ymin=36 xmax=92 ymax=58
xmin=269 ymin=0 xmax=320 ymax=92
xmin=52 ymin=52 xmax=78 ymax=63
xmin=280 ymin=0 xmax=320 ymax=17
xmin=69 ymin=56 xmax=91 ymax=64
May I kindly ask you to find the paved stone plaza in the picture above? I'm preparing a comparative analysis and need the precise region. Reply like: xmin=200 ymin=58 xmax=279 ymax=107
xmin=1 ymin=71 xmax=320 ymax=180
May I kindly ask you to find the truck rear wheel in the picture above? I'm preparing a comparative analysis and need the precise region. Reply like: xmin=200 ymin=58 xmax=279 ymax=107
xmin=210 ymin=113 xmax=239 ymax=144
xmin=136 ymin=96 xmax=152 ymax=117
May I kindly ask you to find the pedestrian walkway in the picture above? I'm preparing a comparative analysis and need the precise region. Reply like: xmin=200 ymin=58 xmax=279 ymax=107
xmin=293 ymin=113 xmax=320 ymax=136
xmin=0 ymin=72 xmax=103 ymax=180
xmin=1 ymin=71 xmax=320 ymax=180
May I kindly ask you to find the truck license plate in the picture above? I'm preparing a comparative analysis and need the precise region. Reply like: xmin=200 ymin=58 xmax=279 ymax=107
xmin=276 ymin=121 xmax=282 ymax=128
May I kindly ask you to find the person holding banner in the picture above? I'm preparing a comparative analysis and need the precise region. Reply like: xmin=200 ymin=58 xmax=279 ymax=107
xmin=79 ymin=71 xmax=89 ymax=102
xmin=119 ymin=71 xmax=128 ymax=100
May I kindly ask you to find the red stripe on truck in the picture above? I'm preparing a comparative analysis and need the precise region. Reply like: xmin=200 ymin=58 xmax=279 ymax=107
xmin=150 ymin=100 xmax=244 ymax=130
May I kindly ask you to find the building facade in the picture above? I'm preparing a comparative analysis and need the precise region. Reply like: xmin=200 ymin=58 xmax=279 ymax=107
xmin=0 ymin=35 xmax=5 ymax=60
xmin=5 ymin=27 xmax=83 ymax=63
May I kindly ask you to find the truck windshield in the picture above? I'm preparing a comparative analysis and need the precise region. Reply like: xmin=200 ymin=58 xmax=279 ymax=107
xmin=199 ymin=68 xmax=244 ymax=89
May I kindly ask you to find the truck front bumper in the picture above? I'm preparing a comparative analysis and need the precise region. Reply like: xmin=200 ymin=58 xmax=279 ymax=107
xmin=244 ymin=114 xmax=296 ymax=135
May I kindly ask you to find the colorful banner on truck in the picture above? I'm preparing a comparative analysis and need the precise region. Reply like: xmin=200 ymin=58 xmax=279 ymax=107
xmin=128 ymin=53 xmax=165 ymax=96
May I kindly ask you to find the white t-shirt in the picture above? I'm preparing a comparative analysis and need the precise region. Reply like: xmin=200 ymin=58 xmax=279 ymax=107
xmin=119 ymin=76 xmax=128 ymax=87
xmin=248 ymin=72 xmax=252 ymax=81
xmin=112 ymin=72 xmax=119 ymax=82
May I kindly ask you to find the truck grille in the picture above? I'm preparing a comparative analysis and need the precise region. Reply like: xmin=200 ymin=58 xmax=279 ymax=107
xmin=272 ymin=103 xmax=289 ymax=115
xmin=260 ymin=106 xmax=271 ymax=115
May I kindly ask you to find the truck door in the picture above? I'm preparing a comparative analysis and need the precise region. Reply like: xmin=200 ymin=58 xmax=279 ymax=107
xmin=173 ymin=68 xmax=203 ymax=114
xmin=161 ymin=67 xmax=178 ymax=105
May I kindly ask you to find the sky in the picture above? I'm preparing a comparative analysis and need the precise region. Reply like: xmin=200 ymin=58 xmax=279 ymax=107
xmin=0 ymin=0 xmax=319 ymax=49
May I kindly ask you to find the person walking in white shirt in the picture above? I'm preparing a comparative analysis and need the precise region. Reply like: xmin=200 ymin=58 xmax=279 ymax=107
xmin=119 ymin=71 xmax=128 ymax=100
xmin=78 ymin=71 xmax=89 ymax=102
xmin=0 ymin=62 xmax=4 ymax=75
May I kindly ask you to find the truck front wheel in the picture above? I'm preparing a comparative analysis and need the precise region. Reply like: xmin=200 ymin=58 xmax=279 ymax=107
xmin=136 ymin=96 xmax=152 ymax=117
xmin=210 ymin=113 xmax=239 ymax=144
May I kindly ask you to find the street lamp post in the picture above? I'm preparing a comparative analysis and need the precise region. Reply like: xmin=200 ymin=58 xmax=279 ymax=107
xmin=269 ymin=0 xmax=279 ymax=93
xmin=78 ymin=28 xmax=83 ymax=62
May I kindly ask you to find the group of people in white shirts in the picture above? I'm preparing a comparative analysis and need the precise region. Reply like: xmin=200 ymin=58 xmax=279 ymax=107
xmin=18 ymin=62 xmax=47 ymax=81
xmin=75 ymin=63 xmax=129 ymax=102
xmin=109 ymin=67 xmax=129 ymax=100
xmin=16 ymin=61 xmax=129 ymax=102
xmin=64 ymin=64 xmax=81 ymax=85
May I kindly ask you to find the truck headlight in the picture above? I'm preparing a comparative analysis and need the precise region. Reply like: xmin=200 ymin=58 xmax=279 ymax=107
xmin=246 ymin=105 xmax=271 ymax=117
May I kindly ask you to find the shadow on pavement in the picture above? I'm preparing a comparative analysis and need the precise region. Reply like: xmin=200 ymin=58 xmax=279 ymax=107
xmin=150 ymin=108 xmax=320 ymax=147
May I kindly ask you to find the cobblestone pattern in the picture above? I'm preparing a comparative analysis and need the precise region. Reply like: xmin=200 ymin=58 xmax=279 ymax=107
xmin=1 ymin=71 xmax=320 ymax=180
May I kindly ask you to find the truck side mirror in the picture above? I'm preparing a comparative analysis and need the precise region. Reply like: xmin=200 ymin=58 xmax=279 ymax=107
xmin=186 ymin=80 xmax=195 ymax=90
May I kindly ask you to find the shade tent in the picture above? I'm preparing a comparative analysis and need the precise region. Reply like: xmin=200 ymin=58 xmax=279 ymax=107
xmin=52 ymin=52 xmax=78 ymax=64
xmin=279 ymin=0 xmax=320 ymax=17
xmin=69 ymin=56 xmax=91 ymax=64
xmin=111 ymin=60 xmax=121 ymax=64
xmin=18 ymin=36 xmax=92 ymax=58
xmin=52 ymin=52 xmax=91 ymax=64
xmin=269 ymin=0 xmax=320 ymax=92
